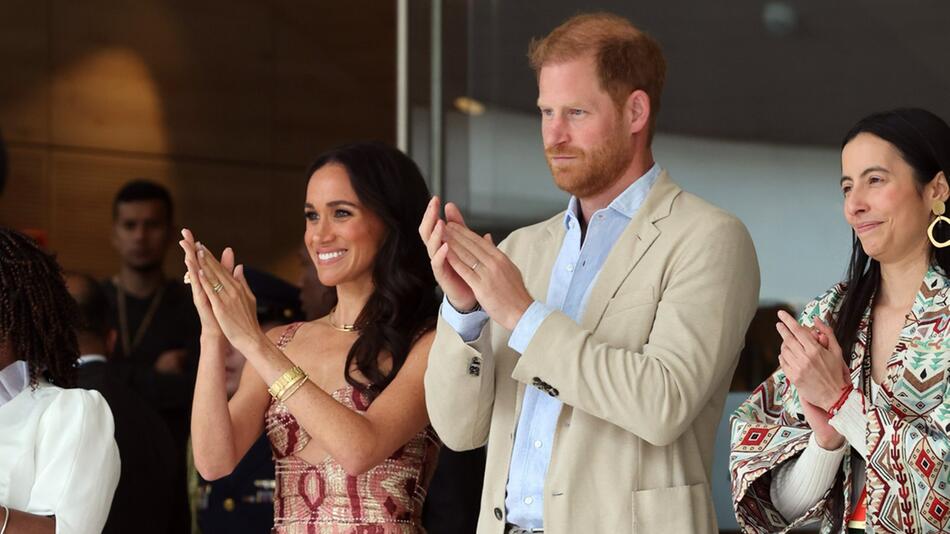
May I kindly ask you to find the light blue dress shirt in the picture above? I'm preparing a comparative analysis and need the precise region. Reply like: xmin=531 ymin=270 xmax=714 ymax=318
xmin=441 ymin=164 xmax=660 ymax=529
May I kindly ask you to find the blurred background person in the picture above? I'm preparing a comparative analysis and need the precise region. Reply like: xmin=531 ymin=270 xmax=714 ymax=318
xmin=103 ymin=178 xmax=199 ymax=531
xmin=65 ymin=272 xmax=178 ymax=534
xmin=0 ymin=227 xmax=120 ymax=534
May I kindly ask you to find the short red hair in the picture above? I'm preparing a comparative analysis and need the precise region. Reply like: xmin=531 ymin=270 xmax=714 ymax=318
xmin=528 ymin=13 xmax=667 ymax=139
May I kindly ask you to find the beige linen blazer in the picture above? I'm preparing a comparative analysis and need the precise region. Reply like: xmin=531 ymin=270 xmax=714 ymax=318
xmin=424 ymin=171 xmax=760 ymax=533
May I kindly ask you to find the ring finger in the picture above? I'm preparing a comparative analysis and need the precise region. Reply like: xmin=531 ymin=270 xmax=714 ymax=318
xmin=446 ymin=236 xmax=480 ymax=272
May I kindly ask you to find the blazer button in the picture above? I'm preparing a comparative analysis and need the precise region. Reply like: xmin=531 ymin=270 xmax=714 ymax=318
xmin=532 ymin=377 xmax=543 ymax=386
xmin=468 ymin=357 xmax=481 ymax=376
xmin=494 ymin=507 xmax=503 ymax=520
xmin=548 ymin=387 xmax=559 ymax=397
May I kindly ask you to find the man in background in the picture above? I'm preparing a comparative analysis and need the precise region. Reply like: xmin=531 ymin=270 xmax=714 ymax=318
xmin=66 ymin=272 xmax=178 ymax=534
xmin=103 ymin=179 xmax=199 ymax=532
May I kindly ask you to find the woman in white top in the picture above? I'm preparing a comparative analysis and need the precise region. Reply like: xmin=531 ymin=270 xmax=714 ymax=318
xmin=0 ymin=228 xmax=120 ymax=534
xmin=730 ymin=108 xmax=950 ymax=534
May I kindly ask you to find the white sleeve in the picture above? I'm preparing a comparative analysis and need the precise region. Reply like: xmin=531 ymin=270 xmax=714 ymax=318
xmin=828 ymin=391 xmax=867 ymax=459
xmin=28 ymin=389 xmax=121 ymax=534
xmin=769 ymin=432 xmax=847 ymax=522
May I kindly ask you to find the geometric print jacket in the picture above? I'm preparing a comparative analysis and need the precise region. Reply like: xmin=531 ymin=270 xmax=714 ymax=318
xmin=730 ymin=264 xmax=950 ymax=533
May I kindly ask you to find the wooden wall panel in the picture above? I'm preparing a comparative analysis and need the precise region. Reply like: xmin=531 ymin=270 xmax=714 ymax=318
xmin=270 ymin=0 xmax=397 ymax=165
xmin=0 ymin=0 xmax=50 ymax=143
xmin=0 ymin=1 xmax=395 ymax=286
xmin=0 ymin=147 xmax=51 ymax=230
xmin=50 ymin=1 xmax=272 ymax=159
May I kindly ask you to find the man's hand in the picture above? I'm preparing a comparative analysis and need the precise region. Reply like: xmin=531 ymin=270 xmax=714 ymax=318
xmin=419 ymin=197 xmax=478 ymax=311
xmin=444 ymin=222 xmax=534 ymax=330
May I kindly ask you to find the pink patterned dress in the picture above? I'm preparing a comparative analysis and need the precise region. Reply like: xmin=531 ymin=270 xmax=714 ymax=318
xmin=264 ymin=323 xmax=440 ymax=534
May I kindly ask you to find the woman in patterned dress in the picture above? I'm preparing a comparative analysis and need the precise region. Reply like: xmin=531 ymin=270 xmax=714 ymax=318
xmin=730 ymin=109 xmax=950 ymax=534
xmin=185 ymin=142 xmax=441 ymax=533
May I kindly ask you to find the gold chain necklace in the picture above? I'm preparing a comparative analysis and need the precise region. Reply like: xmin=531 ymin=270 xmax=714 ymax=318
xmin=328 ymin=306 xmax=358 ymax=333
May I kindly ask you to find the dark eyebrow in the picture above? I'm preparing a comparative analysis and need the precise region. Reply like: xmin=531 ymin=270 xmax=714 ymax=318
xmin=304 ymin=200 xmax=359 ymax=210
xmin=840 ymin=166 xmax=891 ymax=185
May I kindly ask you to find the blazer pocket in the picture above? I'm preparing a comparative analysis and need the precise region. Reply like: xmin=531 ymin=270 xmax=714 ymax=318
xmin=631 ymin=482 xmax=713 ymax=534
xmin=602 ymin=285 xmax=656 ymax=319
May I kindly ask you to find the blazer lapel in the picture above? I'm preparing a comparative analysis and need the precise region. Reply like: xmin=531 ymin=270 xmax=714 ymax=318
xmin=522 ymin=218 xmax=563 ymax=307
xmin=580 ymin=170 xmax=681 ymax=330
xmin=513 ymin=217 xmax=563 ymax=416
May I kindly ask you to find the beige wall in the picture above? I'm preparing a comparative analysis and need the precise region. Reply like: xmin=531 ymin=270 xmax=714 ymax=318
xmin=0 ymin=0 xmax=396 ymax=282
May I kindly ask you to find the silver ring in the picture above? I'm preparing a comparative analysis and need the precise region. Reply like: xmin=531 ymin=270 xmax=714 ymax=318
xmin=183 ymin=272 xmax=191 ymax=285
xmin=471 ymin=261 xmax=480 ymax=271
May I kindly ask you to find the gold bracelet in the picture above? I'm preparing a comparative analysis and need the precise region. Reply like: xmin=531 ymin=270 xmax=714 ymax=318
xmin=268 ymin=366 xmax=306 ymax=400
xmin=278 ymin=375 xmax=308 ymax=403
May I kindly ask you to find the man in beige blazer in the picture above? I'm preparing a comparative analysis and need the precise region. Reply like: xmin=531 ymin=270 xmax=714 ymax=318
xmin=419 ymin=13 xmax=759 ymax=534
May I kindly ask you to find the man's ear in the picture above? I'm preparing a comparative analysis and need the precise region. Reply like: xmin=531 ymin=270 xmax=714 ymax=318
xmin=625 ymin=89 xmax=651 ymax=137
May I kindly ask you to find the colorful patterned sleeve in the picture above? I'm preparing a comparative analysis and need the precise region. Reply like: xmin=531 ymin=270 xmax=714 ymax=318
xmin=729 ymin=286 xmax=848 ymax=534
xmin=863 ymin=281 xmax=950 ymax=534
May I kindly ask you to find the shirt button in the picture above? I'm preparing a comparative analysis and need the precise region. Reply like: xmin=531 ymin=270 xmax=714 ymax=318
xmin=566 ymin=264 xmax=574 ymax=272
xmin=533 ymin=440 xmax=542 ymax=448
xmin=524 ymin=496 xmax=534 ymax=505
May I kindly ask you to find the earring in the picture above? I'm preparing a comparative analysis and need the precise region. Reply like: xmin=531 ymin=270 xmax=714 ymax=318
xmin=928 ymin=199 xmax=950 ymax=248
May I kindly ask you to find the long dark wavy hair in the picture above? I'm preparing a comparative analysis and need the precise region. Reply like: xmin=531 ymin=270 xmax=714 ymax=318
xmin=0 ymin=228 xmax=79 ymax=387
xmin=306 ymin=142 xmax=439 ymax=398
xmin=834 ymin=109 xmax=950 ymax=361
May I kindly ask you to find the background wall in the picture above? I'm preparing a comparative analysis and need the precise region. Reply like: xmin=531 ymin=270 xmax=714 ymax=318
xmin=0 ymin=0 xmax=396 ymax=282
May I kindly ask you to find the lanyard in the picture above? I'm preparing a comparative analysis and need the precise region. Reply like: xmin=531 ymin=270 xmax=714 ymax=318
xmin=114 ymin=277 xmax=166 ymax=357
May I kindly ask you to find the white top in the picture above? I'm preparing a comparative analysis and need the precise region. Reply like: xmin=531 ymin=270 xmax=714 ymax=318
xmin=0 ymin=360 xmax=29 ymax=406
xmin=0 ymin=375 xmax=121 ymax=534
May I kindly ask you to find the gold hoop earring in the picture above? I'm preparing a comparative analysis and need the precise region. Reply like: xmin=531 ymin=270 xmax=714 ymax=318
xmin=929 ymin=199 xmax=950 ymax=248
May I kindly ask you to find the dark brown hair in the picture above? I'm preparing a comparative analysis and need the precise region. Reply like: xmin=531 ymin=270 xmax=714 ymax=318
xmin=306 ymin=142 xmax=438 ymax=398
xmin=835 ymin=108 xmax=950 ymax=362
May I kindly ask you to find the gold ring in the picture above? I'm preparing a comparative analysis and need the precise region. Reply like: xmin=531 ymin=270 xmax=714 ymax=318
xmin=183 ymin=272 xmax=191 ymax=285
xmin=212 ymin=282 xmax=224 ymax=294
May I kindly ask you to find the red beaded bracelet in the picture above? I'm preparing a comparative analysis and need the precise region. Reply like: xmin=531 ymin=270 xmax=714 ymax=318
xmin=827 ymin=384 xmax=855 ymax=417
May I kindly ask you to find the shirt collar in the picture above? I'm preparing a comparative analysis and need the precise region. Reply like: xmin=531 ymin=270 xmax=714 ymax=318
xmin=563 ymin=163 xmax=661 ymax=228
xmin=0 ymin=360 xmax=30 ymax=406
